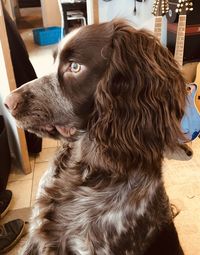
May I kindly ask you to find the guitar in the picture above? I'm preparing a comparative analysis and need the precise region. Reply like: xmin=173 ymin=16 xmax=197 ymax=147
xmin=167 ymin=0 xmax=198 ymax=84
xmin=194 ymin=62 xmax=200 ymax=113
xmin=181 ymin=84 xmax=200 ymax=141
xmin=173 ymin=1 xmax=200 ymax=142
xmin=152 ymin=0 xmax=169 ymax=40
xmin=174 ymin=0 xmax=193 ymax=67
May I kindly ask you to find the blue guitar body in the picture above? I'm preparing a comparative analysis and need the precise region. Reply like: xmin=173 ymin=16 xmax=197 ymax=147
xmin=181 ymin=83 xmax=200 ymax=141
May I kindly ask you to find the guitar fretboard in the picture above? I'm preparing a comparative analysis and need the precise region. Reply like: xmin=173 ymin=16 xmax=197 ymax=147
xmin=154 ymin=16 xmax=162 ymax=40
xmin=174 ymin=15 xmax=187 ymax=67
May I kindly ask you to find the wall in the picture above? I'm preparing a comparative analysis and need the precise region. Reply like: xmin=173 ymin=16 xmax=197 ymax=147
xmin=41 ymin=0 xmax=61 ymax=27
xmin=98 ymin=0 xmax=167 ymax=45
xmin=40 ymin=0 xmax=96 ymax=28
xmin=39 ymin=0 xmax=167 ymax=44
xmin=87 ymin=0 xmax=95 ymax=25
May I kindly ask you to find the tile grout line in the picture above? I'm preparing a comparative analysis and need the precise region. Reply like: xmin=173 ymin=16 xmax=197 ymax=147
xmin=29 ymin=155 xmax=36 ymax=208
xmin=30 ymin=144 xmax=57 ymax=206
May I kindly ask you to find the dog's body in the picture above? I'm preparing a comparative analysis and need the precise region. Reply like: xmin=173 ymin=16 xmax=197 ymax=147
xmin=22 ymin=138 xmax=182 ymax=255
xmin=5 ymin=20 xmax=185 ymax=255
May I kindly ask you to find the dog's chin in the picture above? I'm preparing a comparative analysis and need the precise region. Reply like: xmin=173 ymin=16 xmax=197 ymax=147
xmin=28 ymin=125 xmax=59 ymax=139
xmin=16 ymin=121 xmax=78 ymax=141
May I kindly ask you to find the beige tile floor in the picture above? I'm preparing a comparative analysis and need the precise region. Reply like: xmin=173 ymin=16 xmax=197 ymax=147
xmin=5 ymin=17 xmax=200 ymax=255
xmin=7 ymin=138 xmax=58 ymax=209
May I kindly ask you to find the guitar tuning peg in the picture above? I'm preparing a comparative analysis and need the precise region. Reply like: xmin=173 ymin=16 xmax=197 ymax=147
xmin=185 ymin=6 xmax=193 ymax=11
xmin=175 ymin=8 xmax=179 ymax=13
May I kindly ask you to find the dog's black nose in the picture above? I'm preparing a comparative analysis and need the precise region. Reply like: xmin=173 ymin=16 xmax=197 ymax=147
xmin=4 ymin=93 xmax=20 ymax=111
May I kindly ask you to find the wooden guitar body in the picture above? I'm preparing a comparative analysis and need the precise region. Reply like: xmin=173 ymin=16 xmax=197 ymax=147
xmin=194 ymin=62 xmax=200 ymax=112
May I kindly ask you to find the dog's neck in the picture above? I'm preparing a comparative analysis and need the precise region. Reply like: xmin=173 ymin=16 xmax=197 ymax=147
xmin=54 ymin=135 xmax=165 ymax=226
xmin=68 ymin=133 xmax=163 ymax=181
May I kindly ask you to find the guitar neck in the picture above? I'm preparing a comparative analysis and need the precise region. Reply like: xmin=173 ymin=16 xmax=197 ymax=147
xmin=154 ymin=16 xmax=162 ymax=40
xmin=174 ymin=15 xmax=187 ymax=67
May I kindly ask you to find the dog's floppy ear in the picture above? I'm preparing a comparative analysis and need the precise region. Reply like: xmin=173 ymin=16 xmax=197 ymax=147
xmin=89 ymin=21 xmax=186 ymax=170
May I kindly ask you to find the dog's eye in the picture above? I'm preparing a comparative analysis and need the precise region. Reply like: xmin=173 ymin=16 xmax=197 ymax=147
xmin=69 ymin=62 xmax=81 ymax=73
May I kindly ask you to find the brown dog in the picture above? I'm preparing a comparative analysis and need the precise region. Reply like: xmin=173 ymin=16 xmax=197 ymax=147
xmin=5 ymin=20 xmax=185 ymax=255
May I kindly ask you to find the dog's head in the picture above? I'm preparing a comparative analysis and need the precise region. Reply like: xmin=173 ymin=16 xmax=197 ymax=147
xmin=5 ymin=20 xmax=186 ymax=165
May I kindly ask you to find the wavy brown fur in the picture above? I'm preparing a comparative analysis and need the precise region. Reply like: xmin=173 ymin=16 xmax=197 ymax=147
xmin=5 ymin=20 xmax=185 ymax=255
xmin=89 ymin=20 xmax=186 ymax=173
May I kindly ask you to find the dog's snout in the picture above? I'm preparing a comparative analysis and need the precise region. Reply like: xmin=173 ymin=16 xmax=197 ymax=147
xmin=4 ymin=93 xmax=20 ymax=112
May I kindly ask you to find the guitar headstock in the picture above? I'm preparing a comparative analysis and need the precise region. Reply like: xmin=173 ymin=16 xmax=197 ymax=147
xmin=152 ymin=0 xmax=169 ymax=16
xmin=175 ymin=0 xmax=193 ymax=15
